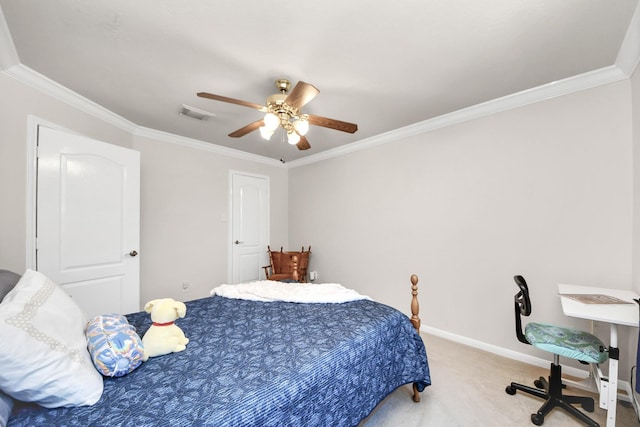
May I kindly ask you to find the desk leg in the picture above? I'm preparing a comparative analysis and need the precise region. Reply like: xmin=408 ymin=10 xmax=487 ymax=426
xmin=604 ymin=324 xmax=619 ymax=427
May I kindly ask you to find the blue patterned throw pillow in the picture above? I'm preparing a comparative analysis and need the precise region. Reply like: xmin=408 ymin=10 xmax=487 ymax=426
xmin=86 ymin=314 xmax=145 ymax=377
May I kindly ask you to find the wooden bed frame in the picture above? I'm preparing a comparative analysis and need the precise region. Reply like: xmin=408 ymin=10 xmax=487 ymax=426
xmin=410 ymin=274 xmax=422 ymax=402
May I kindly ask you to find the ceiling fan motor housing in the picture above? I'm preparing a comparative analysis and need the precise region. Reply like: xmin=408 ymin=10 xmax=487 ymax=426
xmin=265 ymin=89 xmax=303 ymax=133
xmin=266 ymin=93 xmax=287 ymax=107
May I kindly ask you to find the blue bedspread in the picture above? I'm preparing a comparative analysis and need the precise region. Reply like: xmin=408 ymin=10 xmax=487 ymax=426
xmin=9 ymin=296 xmax=431 ymax=426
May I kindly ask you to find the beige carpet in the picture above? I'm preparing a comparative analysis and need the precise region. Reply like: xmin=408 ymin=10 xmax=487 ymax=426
xmin=360 ymin=333 xmax=639 ymax=427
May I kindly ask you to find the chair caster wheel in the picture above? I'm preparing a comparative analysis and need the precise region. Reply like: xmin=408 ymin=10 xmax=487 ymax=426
xmin=505 ymin=385 xmax=516 ymax=395
xmin=534 ymin=379 xmax=544 ymax=389
xmin=582 ymin=400 xmax=594 ymax=412
xmin=531 ymin=413 xmax=544 ymax=426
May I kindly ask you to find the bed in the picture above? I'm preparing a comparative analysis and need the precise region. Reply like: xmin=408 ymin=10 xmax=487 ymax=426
xmin=1 ymin=270 xmax=430 ymax=427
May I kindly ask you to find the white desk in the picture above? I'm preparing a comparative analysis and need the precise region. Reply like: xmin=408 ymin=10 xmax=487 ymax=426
xmin=558 ymin=284 xmax=639 ymax=427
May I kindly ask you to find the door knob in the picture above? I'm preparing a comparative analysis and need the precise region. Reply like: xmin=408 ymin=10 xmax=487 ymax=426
xmin=127 ymin=250 xmax=138 ymax=257
xmin=234 ymin=240 xmax=243 ymax=245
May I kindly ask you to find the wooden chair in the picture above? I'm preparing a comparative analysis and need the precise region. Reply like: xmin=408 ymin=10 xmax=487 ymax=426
xmin=262 ymin=246 xmax=311 ymax=282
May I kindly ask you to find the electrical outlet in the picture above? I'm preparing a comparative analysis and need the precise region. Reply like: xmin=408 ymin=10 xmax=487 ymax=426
xmin=309 ymin=271 xmax=318 ymax=281
xmin=182 ymin=282 xmax=190 ymax=292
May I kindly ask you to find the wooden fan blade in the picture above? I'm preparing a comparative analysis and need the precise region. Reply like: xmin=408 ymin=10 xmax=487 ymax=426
xmin=285 ymin=81 xmax=319 ymax=110
xmin=296 ymin=135 xmax=311 ymax=150
xmin=197 ymin=92 xmax=265 ymax=111
xmin=229 ymin=119 xmax=264 ymax=138
xmin=307 ymin=114 xmax=358 ymax=134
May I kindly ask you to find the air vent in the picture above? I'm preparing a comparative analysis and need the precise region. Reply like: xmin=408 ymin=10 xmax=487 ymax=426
xmin=178 ymin=104 xmax=215 ymax=121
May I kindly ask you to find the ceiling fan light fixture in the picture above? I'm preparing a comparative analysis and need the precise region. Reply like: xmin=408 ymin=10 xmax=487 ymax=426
xmin=264 ymin=112 xmax=280 ymax=131
xmin=259 ymin=126 xmax=274 ymax=140
xmin=293 ymin=118 xmax=309 ymax=136
xmin=287 ymin=131 xmax=300 ymax=145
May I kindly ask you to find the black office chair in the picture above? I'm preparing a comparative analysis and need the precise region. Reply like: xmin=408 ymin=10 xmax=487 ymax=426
xmin=505 ymin=275 xmax=608 ymax=426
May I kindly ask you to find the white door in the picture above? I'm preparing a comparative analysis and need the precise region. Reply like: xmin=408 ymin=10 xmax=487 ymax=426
xmin=36 ymin=126 xmax=140 ymax=318
xmin=230 ymin=172 xmax=269 ymax=283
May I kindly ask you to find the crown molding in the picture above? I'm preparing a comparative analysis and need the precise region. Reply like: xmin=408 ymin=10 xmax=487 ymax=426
xmin=133 ymin=126 xmax=285 ymax=167
xmin=4 ymin=64 xmax=138 ymax=133
xmin=616 ymin=1 xmax=640 ymax=77
xmin=3 ymin=55 xmax=634 ymax=172
xmin=3 ymin=64 xmax=282 ymax=166
xmin=0 ymin=8 xmax=19 ymax=70
xmin=6 ymin=57 xmax=630 ymax=171
xmin=288 ymin=64 xmax=629 ymax=168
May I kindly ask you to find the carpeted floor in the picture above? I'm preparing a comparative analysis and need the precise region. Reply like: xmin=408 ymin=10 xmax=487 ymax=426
xmin=360 ymin=333 xmax=640 ymax=427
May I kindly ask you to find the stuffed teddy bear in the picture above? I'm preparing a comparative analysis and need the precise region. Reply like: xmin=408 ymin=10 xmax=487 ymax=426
xmin=141 ymin=298 xmax=189 ymax=360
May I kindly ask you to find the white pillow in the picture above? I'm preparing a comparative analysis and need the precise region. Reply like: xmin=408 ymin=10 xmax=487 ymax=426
xmin=0 ymin=269 xmax=103 ymax=408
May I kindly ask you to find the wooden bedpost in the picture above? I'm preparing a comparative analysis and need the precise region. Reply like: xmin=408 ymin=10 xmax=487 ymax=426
xmin=410 ymin=274 xmax=420 ymax=332
xmin=410 ymin=274 xmax=421 ymax=403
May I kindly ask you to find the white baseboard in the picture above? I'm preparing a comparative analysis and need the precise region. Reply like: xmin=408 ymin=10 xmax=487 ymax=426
xmin=421 ymin=325 xmax=633 ymax=399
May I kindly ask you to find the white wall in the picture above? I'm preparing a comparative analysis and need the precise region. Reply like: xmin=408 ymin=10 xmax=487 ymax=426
xmin=3 ymin=63 xmax=639 ymax=377
xmin=0 ymin=72 xmax=289 ymax=308
xmin=0 ymin=73 xmax=133 ymax=272
xmin=289 ymin=80 xmax=634 ymax=369
xmin=133 ymin=134 xmax=288 ymax=303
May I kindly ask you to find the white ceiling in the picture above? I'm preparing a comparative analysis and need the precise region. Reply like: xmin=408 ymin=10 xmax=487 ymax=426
xmin=1 ymin=1 xmax=638 ymax=163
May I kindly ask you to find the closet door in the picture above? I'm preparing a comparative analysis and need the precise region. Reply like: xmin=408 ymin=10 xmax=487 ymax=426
xmin=230 ymin=172 xmax=269 ymax=283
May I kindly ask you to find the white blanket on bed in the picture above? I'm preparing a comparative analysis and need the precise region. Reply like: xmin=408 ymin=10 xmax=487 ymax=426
xmin=210 ymin=281 xmax=371 ymax=303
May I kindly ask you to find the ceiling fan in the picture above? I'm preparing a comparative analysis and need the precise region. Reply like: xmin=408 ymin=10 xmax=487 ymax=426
xmin=197 ymin=79 xmax=358 ymax=150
